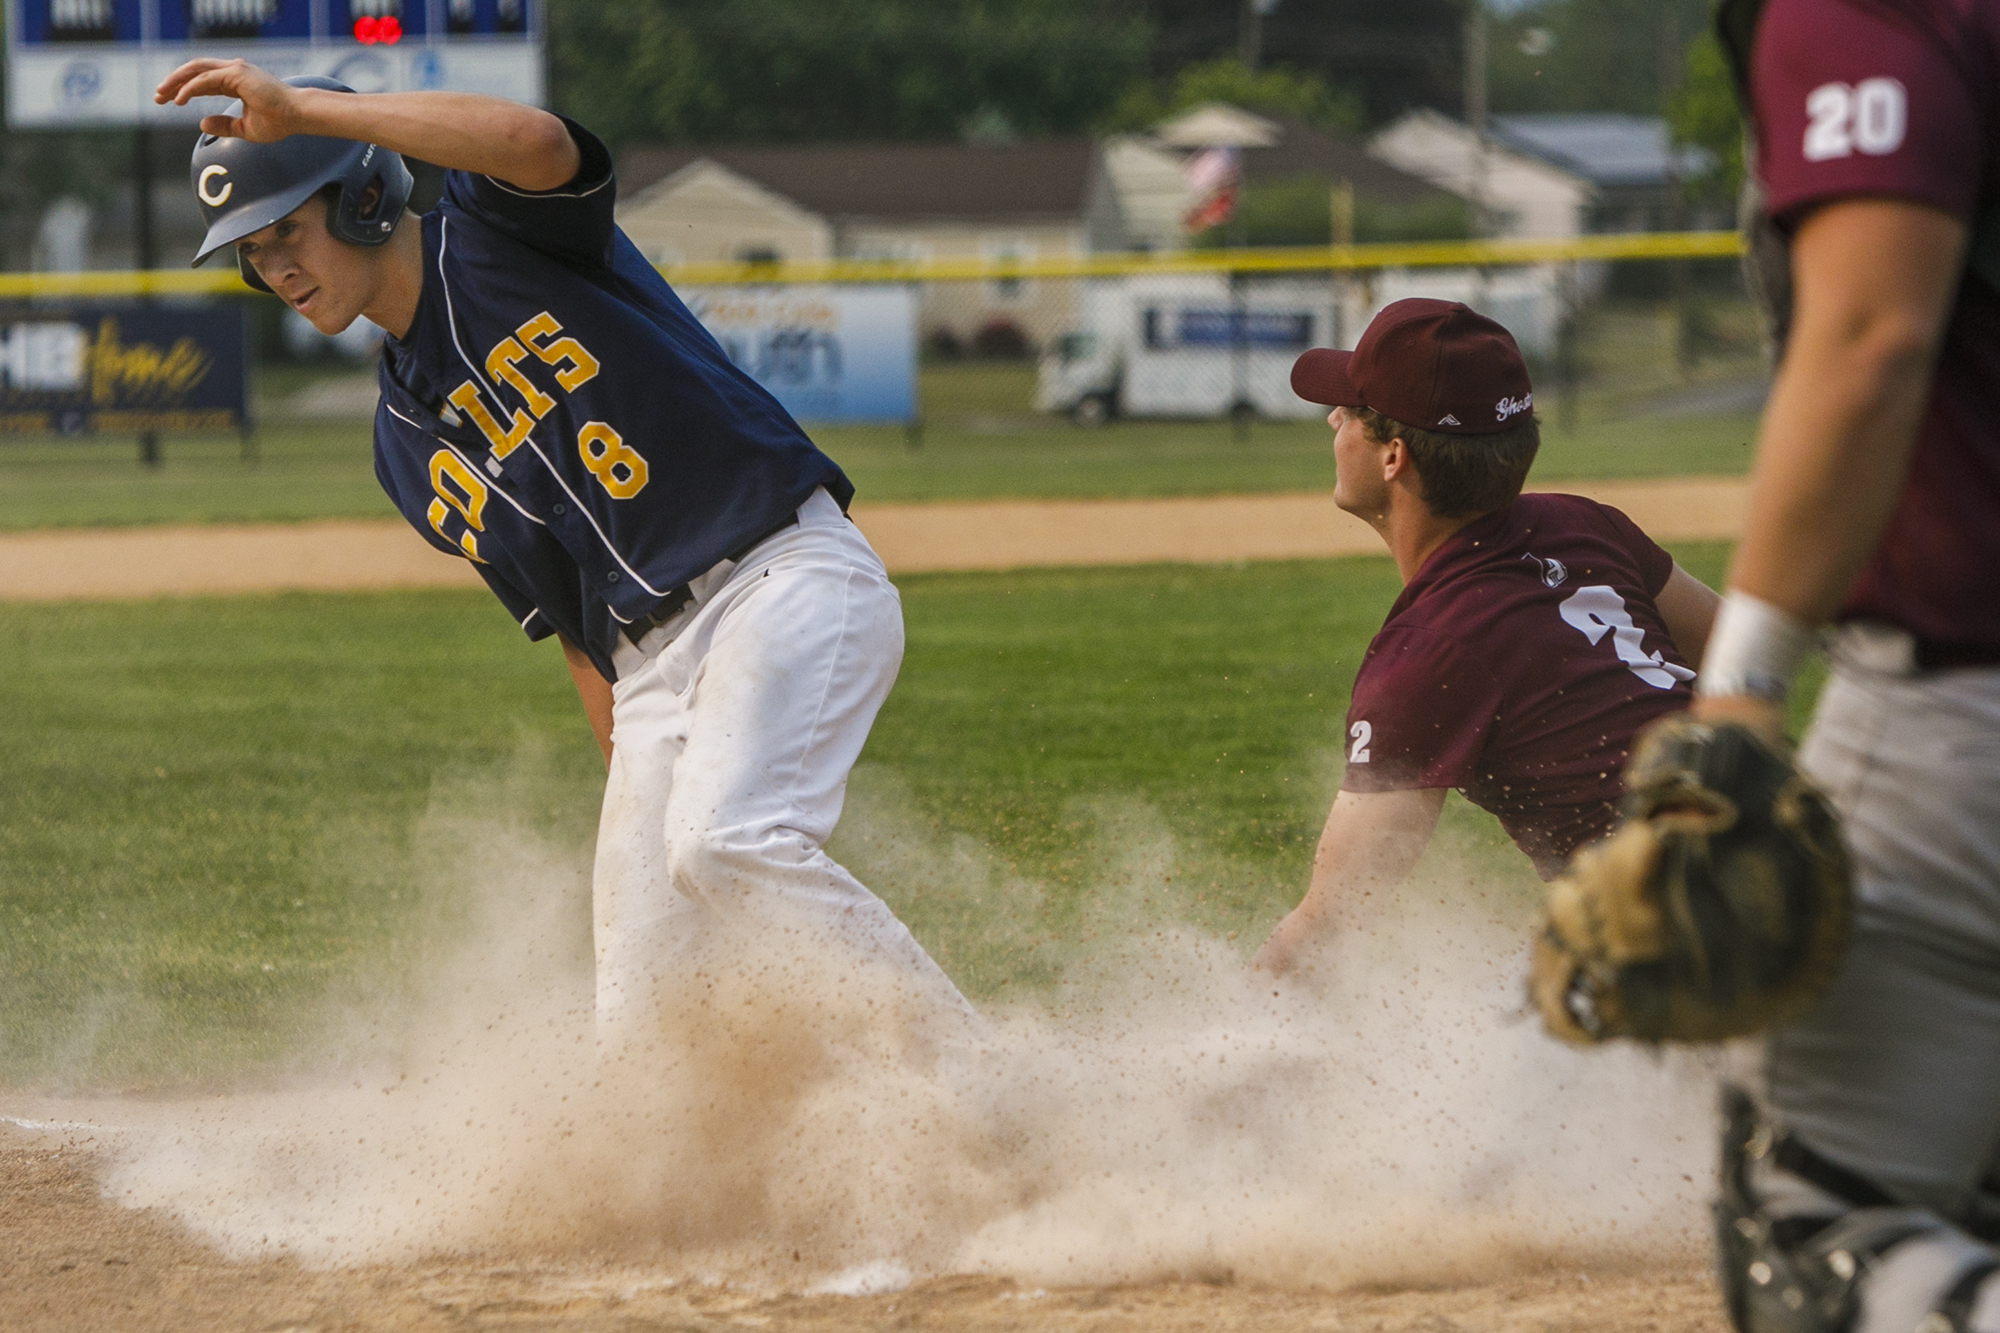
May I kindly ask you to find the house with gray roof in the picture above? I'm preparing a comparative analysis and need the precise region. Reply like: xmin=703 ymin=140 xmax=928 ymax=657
xmin=1490 ymin=113 xmax=1718 ymax=231
xmin=613 ymin=137 xmax=1192 ymax=350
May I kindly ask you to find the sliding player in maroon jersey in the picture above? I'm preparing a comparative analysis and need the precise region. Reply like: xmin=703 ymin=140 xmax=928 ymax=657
xmin=1252 ymin=299 xmax=1718 ymax=976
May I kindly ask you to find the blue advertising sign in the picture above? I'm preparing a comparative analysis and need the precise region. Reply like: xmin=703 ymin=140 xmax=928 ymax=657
xmin=680 ymin=286 xmax=917 ymax=426
xmin=0 ymin=304 xmax=248 ymax=433
xmin=5 ymin=0 xmax=541 ymax=127
xmin=1150 ymin=308 xmax=1315 ymax=350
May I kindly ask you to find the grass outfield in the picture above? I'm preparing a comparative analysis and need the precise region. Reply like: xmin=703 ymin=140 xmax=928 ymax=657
xmin=0 ymin=361 xmax=1761 ymax=531
xmin=0 ymin=542 xmax=1795 ymax=1088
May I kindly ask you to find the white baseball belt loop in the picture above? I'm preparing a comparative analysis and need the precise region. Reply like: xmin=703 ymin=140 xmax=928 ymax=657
xmin=1697 ymin=590 xmax=1816 ymax=703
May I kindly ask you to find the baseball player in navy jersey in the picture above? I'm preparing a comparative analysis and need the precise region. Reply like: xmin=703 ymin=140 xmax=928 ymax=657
xmin=1251 ymin=299 xmax=1720 ymax=977
xmin=1686 ymin=2 xmax=2000 ymax=1330
xmin=158 ymin=60 xmax=977 ymax=1048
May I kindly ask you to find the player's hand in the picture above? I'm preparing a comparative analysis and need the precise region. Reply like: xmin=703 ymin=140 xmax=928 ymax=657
xmin=1249 ymin=912 xmax=1321 ymax=979
xmin=1249 ymin=924 xmax=1337 ymax=997
xmin=154 ymin=58 xmax=303 ymax=142
xmin=1248 ymin=933 xmax=1294 ymax=977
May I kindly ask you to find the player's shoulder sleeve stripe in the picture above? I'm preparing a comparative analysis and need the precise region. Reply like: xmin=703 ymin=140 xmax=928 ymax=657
xmin=479 ymin=117 xmax=615 ymax=201
xmin=481 ymin=171 xmax=614 ymax=202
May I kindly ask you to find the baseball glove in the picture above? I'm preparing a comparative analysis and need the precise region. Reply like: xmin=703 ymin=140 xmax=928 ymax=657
xmin=1530 ymin=714 xmax=1854 ymax=1045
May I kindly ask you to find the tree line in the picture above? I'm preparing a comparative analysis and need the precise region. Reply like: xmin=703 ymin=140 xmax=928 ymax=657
xmin=0 ymin=0 xmax=1745 ymax=262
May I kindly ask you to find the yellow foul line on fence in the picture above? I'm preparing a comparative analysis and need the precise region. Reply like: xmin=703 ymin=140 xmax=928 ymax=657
xmin=657 ymin=230 xmax=1748 ymax=284
xmin=0 ymin=268 xmax=250 ymax=298
xmin=0 ymin=230 xmax=1748 ymax=299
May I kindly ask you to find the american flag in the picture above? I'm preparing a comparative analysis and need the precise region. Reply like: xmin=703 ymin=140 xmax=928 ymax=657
xmin=1181 ymin=147 xmax=1240 ymax=234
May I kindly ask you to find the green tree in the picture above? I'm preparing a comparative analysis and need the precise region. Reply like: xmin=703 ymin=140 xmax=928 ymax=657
xmin=1103 ymin=56 xmax=1366 ymax=135
xmin=1191 ymin=177 xmax=1470 ymax=247
xmin=1138 ymin=0 xmax=1467 ymax=129
xmin=1668 ymin=29 xmax=1745 ymax=201
xmin=547 ymin=0 xmax=1153 ymax=149
xmin=1486 ymin=0 xmax=1711 ymax=117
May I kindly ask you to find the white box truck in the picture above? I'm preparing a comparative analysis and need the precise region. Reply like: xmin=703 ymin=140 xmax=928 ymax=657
xmin=1036 ymin=267 xmax=1558 ymax=425
xmin=1035 ymin=274 xmax=1337 ymax=425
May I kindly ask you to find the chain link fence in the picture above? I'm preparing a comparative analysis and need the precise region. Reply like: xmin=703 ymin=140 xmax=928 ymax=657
xmin=892 ymin=245 xmax=1760 ymax=438
xmin=0 ymin=234 xmax=1764 ymax=456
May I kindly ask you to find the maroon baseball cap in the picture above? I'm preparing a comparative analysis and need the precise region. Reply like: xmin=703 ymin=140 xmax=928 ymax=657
xmin=1291 ymin=298 xmax=1534 ymax=435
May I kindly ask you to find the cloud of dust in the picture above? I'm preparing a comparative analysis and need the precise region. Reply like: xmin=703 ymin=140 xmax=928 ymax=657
xmin=91 ymin=798 xmax=1729 ymax=1293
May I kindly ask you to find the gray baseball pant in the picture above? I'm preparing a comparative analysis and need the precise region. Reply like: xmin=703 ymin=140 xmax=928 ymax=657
xmin=1766 ymin=624 xmax=2000 ymax=1224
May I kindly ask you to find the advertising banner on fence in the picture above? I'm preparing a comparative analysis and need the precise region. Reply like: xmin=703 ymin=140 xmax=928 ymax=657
xmin=679 ymin=285 xmax=916 ymax=425
xmin=0 ymin=304 xmax=248 ymax=434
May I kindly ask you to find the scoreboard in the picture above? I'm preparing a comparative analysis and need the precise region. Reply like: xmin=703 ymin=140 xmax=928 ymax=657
xmin=5 ymin=0 xmax=542 ymax=127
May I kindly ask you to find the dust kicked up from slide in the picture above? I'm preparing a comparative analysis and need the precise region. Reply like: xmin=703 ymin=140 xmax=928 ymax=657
xmin=89 ymin=818 xmax=1725 ymax=1294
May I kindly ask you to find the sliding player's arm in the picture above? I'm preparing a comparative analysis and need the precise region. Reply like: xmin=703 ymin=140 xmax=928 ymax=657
xmin=1654 ymin=562 xmax=1721 ymax=671
xmin=155 ymin=58 xmax=579 ymax=191
xmin=1251 ymin=786 xmax=1445 ymax=977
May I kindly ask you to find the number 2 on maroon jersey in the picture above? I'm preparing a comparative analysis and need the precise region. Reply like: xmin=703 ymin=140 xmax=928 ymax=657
xmin=1349 ymin=720 xmax=1372 ymax=763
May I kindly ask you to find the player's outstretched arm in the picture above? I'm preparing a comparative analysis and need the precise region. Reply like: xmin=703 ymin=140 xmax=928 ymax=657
xmin=1251 ymin=786 xmax=1443 ymax=977
xmin=154 ymin=58 xmax=579 ymax=192
xmin=1654 ymin=563 xmax=1720 ymax=671
xmin=1697 ymin=199 xmax=1964 ymax=736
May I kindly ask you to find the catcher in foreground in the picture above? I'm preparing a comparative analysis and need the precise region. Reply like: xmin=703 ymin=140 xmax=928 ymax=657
xmin=1554 ymin=0 xmax=2000 ymax=1331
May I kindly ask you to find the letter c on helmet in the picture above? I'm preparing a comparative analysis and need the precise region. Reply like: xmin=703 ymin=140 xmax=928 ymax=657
xmin=198 ymin=165 xmax=233 ymax=207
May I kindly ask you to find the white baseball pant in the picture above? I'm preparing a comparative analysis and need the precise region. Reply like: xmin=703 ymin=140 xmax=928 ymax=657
xmin=590 ymin=486 xmax=978 ymax=1047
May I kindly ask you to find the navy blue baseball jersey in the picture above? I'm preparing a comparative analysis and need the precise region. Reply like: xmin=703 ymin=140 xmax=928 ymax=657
xmin=372 ymin=118 xmax=851 ymax=680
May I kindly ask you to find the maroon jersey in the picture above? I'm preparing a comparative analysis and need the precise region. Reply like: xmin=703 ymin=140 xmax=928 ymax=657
xmin=1341 ymin=493 xmax=1695 ymax=879
xmin=1748 ymin=0 xmax=2000 ymax=649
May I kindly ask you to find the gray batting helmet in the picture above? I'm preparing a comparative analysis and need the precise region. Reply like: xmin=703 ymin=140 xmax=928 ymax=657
xmin=188 ymin=75 xmax=414 ymax=293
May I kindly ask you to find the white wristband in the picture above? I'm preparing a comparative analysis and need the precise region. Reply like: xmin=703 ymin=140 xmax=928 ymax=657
xmin=1696 ymin=591 xmax=1817 ymax=702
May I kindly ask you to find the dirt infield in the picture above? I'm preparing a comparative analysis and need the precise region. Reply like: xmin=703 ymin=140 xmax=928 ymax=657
xmin=0 ymin=476 xmax=1746 ymax=601
xmin=0 ymin=1121 xmax=1728 ymax=1333
xmin=0 ymin=480 xmax=1752 ymax=1329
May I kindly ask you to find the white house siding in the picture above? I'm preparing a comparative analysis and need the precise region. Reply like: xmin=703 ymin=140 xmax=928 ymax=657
xmin=1369 ymin=108 xmax=1596 ymax=240
xmin=614 ymin=160 xmax=834 ymax=268
xmin=1097 ymin=135 xmax=1196 ymax=252
xmin=839 ymin=220 xmax=1089 ymax=351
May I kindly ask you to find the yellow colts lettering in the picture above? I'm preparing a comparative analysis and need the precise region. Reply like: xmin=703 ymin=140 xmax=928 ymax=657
xmin=578 ymin=422 xmax=648 ymax=499
xmin=448 ymin=313 xmax=638 ymax=500
xmin=447 ymin=380 xmax=532 ymax=459
xmin=485 ymin=337 xmax=556 ymax=419
xmin=426 ymin=449 xmax=489 ymax=562
xmin=516 ymin=311 xmax=600 ymax=391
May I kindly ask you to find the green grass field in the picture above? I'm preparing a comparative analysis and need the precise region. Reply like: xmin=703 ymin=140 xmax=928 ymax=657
xmin=0 ymin=542 xmax=1791 ymax=1090
xmin=0 ymin=360 xmax=1762 ymax=531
